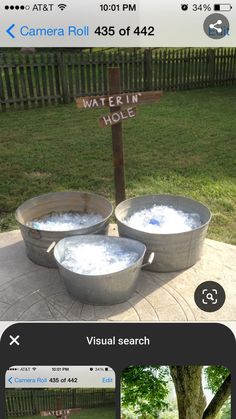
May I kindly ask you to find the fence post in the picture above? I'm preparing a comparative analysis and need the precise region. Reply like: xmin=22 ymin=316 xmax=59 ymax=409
xmin=144 ymin=48 xmax=153 ymax=91
xmin=208 ymin=48 xmax=215 ymax=87
xmin=58 ymin=51 xmax=70 ymax=104
xmin=73 ymin=388 xmax=77 ymax=407
xmin=0 ymin=54 xmax=6 ymax=111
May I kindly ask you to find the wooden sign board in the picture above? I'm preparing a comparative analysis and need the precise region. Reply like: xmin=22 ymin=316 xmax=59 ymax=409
xmin=99 ymin=107 xmax=137 ymax=128
xmin=41 ymin=408 xmax=81 ymax=418
xmin=76 ymin=91 xmax=163 ymax=110
xmin=40 ymin=410 xmax=69 ymax=418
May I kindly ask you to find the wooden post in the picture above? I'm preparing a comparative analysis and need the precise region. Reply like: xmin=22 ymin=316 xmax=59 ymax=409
xmin=0 ymin=54 xmax=7 ymax=111
xmin=55 ymin=397 xmax=67 ymax=419
xmin=56 ymin=397 xmax=62 ymax=412
xmin=109 ymin=67 xmax=126 ymax=205
xmin=208 ymin=48 xmax=215 ymax=87
xmin=144 ymin=49 xmax=153 ymax=91
xmin=58 ymin=52 xmax=70 ymax=104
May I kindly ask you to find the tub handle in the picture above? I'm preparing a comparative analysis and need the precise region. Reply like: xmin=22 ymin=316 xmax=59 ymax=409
xmin=47 ymin=241 xmax=56 ymax=254
xmin=141 ymin=252 xmax=155 ymax=268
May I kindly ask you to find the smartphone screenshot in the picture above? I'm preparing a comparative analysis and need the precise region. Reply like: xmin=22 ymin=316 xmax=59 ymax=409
xmin=0 ymin=1 xmax=235 ymax=418
xmin=5 ymin=365 xmax=115 ymax=418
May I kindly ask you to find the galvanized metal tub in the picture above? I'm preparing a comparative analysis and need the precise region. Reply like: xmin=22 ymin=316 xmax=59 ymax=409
xmin=15 ymin=191 xmax=113 ymax=268
xmin=115 ymin=194 xmax=212 ymax=272
xmin=54 ymin=235 xmax=147 ymax=305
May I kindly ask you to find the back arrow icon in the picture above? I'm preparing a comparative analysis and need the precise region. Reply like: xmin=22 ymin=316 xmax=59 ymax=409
xmin=6 ymin=24 xmax=15 ymax=39
xmin=8 ymin=377 xmax=13 ymax=384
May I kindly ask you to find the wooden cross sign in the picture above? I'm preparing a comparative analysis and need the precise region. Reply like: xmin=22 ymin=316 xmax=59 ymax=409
xmin=76 ymin=67 xmax=163 ymax=205
xmin=40 ymin=408 xmax=82 ymax=419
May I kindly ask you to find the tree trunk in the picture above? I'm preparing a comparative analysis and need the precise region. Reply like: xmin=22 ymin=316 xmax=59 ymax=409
xmin=170 ymin=366 xmax=207 ymax=419
xmin=202 ymin=374 xmax=231 ymax=419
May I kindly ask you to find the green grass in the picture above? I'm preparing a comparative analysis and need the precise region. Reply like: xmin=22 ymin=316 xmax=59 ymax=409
xmin=0 ymin=85 xmax=235 ymax=244
xmin=7 ymin=406 xmax=115 ymax=419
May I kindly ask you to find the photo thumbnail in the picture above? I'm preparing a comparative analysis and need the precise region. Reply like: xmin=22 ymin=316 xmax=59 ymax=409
xmin=5 ymin=366 xmax=115 ymax=419
xmin=121 ymin=365 xmax=231 ymax=419
xmin=0 ymin=47 xmax=235 ymax=321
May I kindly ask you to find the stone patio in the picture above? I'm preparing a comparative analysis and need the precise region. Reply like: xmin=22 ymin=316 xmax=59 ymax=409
xmin=0 ymin=226 xmax=235 ymax=321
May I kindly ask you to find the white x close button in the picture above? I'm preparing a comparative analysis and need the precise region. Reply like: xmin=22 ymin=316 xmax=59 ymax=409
xmin=9 ymin=335 xmax=20 ymax=346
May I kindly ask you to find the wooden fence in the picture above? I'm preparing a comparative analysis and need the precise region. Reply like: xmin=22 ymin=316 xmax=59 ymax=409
xmin=0 ymin=48 xmax=236 ymax=111
xmin=6 ymin=388 xmax=115 ymax=417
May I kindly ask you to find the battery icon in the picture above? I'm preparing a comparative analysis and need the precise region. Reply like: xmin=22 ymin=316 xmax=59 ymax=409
xmin=214 ymin=4 xmax=232 ymax=11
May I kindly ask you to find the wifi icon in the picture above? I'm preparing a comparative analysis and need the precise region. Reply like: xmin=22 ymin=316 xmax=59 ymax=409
xmin=58 ymin=3 xmax=67 ymax=11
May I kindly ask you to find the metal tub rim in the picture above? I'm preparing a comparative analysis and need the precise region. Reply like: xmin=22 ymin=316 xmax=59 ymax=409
xmin=54 ymin=235 xmax=147 ymax=278
xmin=15 ymin=190 xmax=113 ymax=234
xmin=115 ymin=193 xmax=212 ymax=237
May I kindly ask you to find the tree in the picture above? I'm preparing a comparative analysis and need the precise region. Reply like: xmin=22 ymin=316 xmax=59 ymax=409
xmin=170 ymin=366 xmax=206 ymax=419
xmin=220 ymin=399 xmax=231 ymax=419
xmin=121 ymin=366 xmax=231 ymax=419
xmin=121 ymin=366 xmax=169 ymax=418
